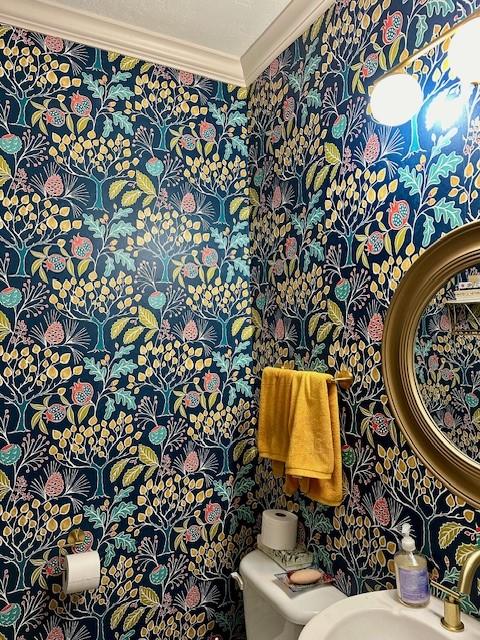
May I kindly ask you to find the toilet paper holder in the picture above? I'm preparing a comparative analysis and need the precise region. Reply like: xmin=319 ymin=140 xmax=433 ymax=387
xmin=64 ymin=529 xmax=87 ymax=549
xmin=55 ymin=528 xmax=89 ymax=565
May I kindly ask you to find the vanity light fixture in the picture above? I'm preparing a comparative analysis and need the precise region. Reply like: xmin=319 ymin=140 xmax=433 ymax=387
xmin=448 ymin=17 xmax=480 ymax=84
xmin=370 ymin=73 xmax=423 ymax=126
xmin=370 ymin=8 xmax=480 ymax=126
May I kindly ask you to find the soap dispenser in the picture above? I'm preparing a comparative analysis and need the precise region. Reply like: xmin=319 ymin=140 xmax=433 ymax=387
xmin=394 ymin=523 xmax=430 ymax=607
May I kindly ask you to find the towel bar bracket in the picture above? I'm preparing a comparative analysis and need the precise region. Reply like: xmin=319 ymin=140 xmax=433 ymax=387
xmin=334 ymin=369 xmax=354 ymax=390
xmin=273 ymin=363 xmax=354 ymax=390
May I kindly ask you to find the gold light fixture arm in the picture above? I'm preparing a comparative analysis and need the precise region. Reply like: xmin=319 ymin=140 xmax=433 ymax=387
xmin=380 ymin=8 xmax=480 ymax=80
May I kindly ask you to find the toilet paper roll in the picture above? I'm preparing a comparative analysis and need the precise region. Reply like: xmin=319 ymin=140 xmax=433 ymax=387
xmin=63 ymin=551 xmax=101 ymax=594
xmin=261 ymin=509 xmax=298 ymax=550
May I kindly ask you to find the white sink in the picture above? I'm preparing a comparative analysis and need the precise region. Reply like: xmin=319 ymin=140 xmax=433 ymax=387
xmin=299 ymin=589 xmax=480 ymax=640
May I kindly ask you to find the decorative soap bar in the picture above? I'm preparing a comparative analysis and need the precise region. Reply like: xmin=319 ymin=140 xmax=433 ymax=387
xmin=289 ymin=568 xmax=323 ymax=585
xmin=274 ymin=566 xmax=334 ymax=593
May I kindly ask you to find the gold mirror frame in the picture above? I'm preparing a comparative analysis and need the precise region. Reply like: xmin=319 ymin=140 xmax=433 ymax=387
xmin=383 ymin=221 xmax=480 ymax=508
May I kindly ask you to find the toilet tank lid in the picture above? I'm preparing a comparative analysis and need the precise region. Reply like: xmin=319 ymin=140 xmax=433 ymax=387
xmin=239 ymin=550 xmax=346 ymax=626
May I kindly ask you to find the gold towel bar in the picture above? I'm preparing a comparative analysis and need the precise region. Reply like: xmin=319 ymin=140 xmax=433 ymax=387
xmin=273 ymin=364 xmax=354 ymax=390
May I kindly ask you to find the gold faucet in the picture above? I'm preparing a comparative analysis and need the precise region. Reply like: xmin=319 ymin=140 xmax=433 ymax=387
xmin=432 ymin=547 xmax=480 ymax=633
xmin=431 ymin=581 xmax=464 ymax=632
xmin=458 ymin=548 xmax=480 ymax=597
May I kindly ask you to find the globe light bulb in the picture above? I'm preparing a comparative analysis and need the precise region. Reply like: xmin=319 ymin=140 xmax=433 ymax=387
xmin=448 ymin=17 xmax=480 ymax=83
xmin=370 ymin=73 xmax=423 ymax=126
xmin=426 ymin=85 xmax=470 ymax=130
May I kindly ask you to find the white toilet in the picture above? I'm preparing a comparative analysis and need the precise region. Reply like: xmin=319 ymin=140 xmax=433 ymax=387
xmin=238 ymin=550 xmax=347 ymax=640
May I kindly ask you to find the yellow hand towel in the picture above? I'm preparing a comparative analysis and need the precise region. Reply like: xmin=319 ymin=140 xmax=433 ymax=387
xmin=257 ymin=366 xmax=343 ymax=506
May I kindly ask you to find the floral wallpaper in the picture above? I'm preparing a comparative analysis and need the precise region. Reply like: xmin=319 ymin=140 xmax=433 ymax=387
xmin=0 ymin=24 xmax=255 ymax=640
xmin=249 ymin=0 xmax=480 ymax=615
xmin=5 ymin=0 xmax=480 ymax=637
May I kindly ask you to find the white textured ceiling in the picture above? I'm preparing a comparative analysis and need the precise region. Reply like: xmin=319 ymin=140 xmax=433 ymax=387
xmin=51 ymin=0 xmax=291 ymax=57
xmin=0 ymin=0 xmax=334 ymax=84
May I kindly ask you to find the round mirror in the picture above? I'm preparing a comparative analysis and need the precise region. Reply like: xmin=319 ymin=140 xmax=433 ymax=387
xmin=414 ymin=267 xmax=480 ymax=464
xmin=383 ymin=222 xmax=480 ymax=507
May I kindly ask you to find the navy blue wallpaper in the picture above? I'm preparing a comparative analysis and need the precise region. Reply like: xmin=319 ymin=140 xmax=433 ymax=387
xmin=249 ymin=0 xmax=480 ymax=615
xmin=0 ymin=26 xmax=253 ymax=640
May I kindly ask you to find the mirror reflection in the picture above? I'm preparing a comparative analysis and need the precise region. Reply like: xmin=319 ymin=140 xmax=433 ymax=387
xmin=415 ymin=267 xmax=480 ymax=464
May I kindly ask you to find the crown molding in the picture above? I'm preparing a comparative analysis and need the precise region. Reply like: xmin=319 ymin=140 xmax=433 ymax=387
xmin=242 ymin=0 xmax=335 ymax=86
xmin=0 ymin=0 xmax=245 ymax=85
xmin=0 ymin=0 xmax=333 ymax=87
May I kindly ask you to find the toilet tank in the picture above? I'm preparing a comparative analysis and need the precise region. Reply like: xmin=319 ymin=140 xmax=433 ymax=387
xmin=239 ymin=550 xmax=346 ymax=640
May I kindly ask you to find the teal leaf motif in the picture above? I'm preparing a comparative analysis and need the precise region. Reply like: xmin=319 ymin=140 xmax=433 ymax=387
xmin=415 ymin=15 xmax=428 ymax=48
xmin=228 ymin=387 xmax=237 ymax=405
xmin=427 ymin=152 xmax=462 ymax=187
xmin=431 ymin=128 xmax=458 ymax=158
xmin=235 ymin=379 xmax=253 ymax=397
xmin=114 ymin=533 xmax=137 ymax=552
xmin=291 ymin=214 xmax=303 ymax=234
xmin=114 ymin=345 xmax=135 ymax=359
xmin=426 ymin=0 xmax=455 ymax=17
xmin=112 ymin=112 xmax=134 ymax=135
xmin=116 ymin=486 xmax=135 ymax=500
xmin=309 ymin=241 xmax=325 ymax=260
xmin=104 ymin=542 xmax=115 ymax=567
xmin=208 ymin=102 xmax=226 ymax=127
xmin=232 ymin=353 xmax=252 ymax=370
xmin=84 ymin=357 xmax=106 ymax=382
xmin=107 ymin=85 xmax=134 ymax=101
xmin=102 ymin=116 xmax=113 ymax=138
xmin=234 ymin=477 xmax=255 ymax=497
xmin=236 ymin=341 xmax=249 ymax=354
xmin=110 ymin=221 xmax=136 ymax=239
xmin=306 ymin=89 xmax=322 ymax=108
xmin=307 ymin=208 xmax=326 ymax=229
xmin=287 ymin=73 xmax=302 ymax=93
xmin=84 ymin=505 xmax=105 ymax=529
xmin=213 ymin=481 xmax=231 ymax=501
xmin=228 ymin=111 xmax=248 ymax=127
xmin=230 ymin=228 xmax=249 ymax=249
xmin=398 ymin=166 xmax=422 ymax=195
xmin=315 ymin=547 xmax=333 ymax=572
xmin=111 ymin=501 xmax=137 ymax=523
xmin=212 ymin=352 xmax=229 ymax=373
xmin=113 ymin=207 xmax=134 ymax=220
xmin=83 ymin=214 xmax=105 ymax=239
xmin=114 ymin=389 xmax=136 ymax=410
xmin=113 ymin=249 xmax=136 ymax=271
xmin=111 ymin=71 xmax=131 ymax=83
xmin=231 ymin=135 xmax=248 ymax=157
xmin=105 ymin=397 xmax=116 ymax=420
xmin=104 ymin=256 xmax=115 ymax=278
xmin=81 ymin=72 xmax=104 ymax=98
xmin=233 ymin=505 xmax=255 ymax=523
xmin=226 ymin=259 xmax=249 ymax=283
xmin=230 ymin=100 xmax=245 ymax=112
xmin=301 ymin=103 xmax=308 ymax=128
xmin=304 ymin=55 xmax=322 ymax=83
xmin=433 ymin=198 xmax=462 ymax=228
xmin=422 ymin=216 xmax=435 ymax=247
xmin=210 ymin=228 xmax=228 ymax=250
xmin=111 ymin=359 xmax=138 ymax=379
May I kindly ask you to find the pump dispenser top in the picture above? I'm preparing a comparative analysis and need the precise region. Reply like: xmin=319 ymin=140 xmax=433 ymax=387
xmin=400 ymin=524 xmax=416 ymax=552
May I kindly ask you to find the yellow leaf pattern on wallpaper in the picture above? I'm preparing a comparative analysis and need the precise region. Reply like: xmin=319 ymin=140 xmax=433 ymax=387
xmin=0 ymin=23 xmax=253 ymax=640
